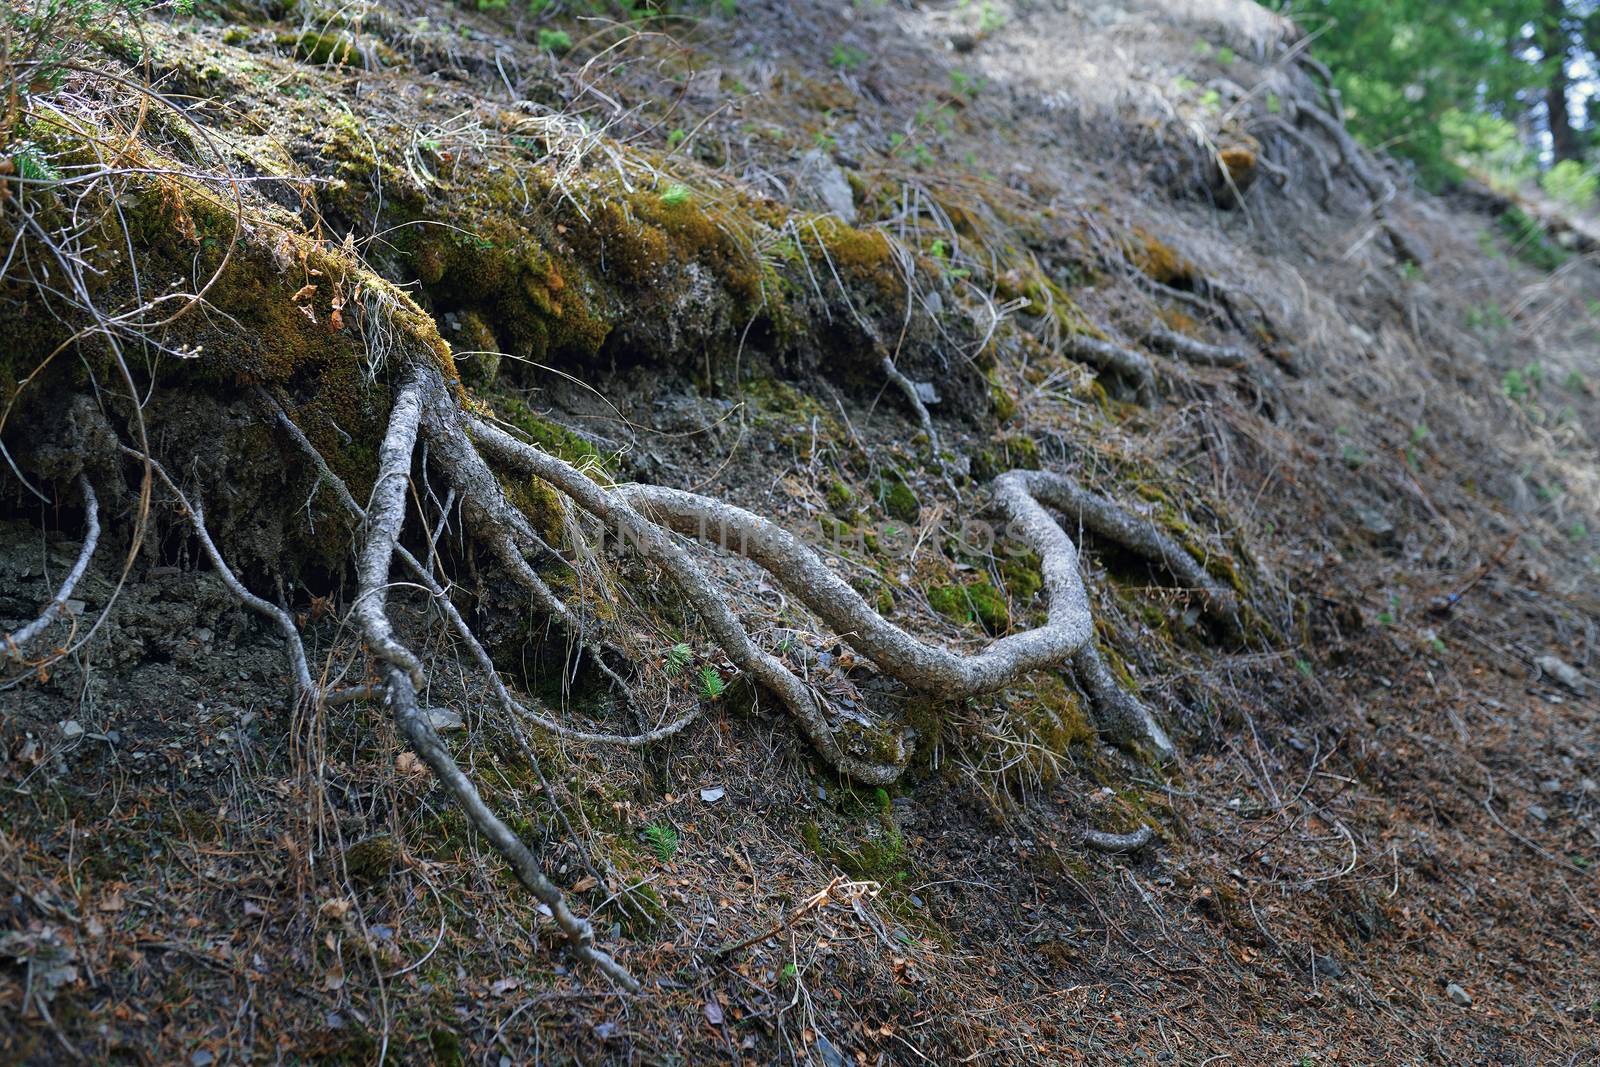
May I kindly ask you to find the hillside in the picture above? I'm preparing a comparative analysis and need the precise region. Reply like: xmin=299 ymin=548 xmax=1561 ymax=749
xmin=1 ymin=1 xmax=1597 ymax=1063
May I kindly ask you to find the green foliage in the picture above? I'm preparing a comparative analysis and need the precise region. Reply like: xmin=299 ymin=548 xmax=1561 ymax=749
xmin=696 ymin=665 xmax=725 ymax=700
xmin=537 ymin=28 xmax=573 ymax=54
xmin=1540 ymin=159 xmax=1597 ymax=208
xmin=642 ymin=823 xmax=680 ymax=861
xmin=1263 ymin=2 xmax=1545 ymax=186
xmin=664 ymin=643 xmax=693 ymax=677
xmin=1496 ymin=206 xmax=1569 ymax=272
xmin=659 ymin=182 xmax=692 ymax=205
xmin=1441 ymin=110 xmax=1534 ymax=189
xmin=830 ymin=44 xmax=868 ymax=71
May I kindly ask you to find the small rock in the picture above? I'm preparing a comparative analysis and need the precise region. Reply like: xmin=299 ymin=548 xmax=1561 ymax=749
xmin=815 ymin=1034 xmax=848 ymax=1067
xmin=798 ymin=148 xmax=856 ymax=224
xmin=1540 ymin=778 xmax=1561 ymax=793
xmin=59 ymin=720 xmax=84 ymax=740
xmin=1581 ymin=777 xmax=1597 ymax=794
xmin=190 ymin=1051 xmax=214 ymax=1067
xmin=1528 ymin=804 xmax=1549 ymax=823
xmin=1355 ymin=507 xmax=1396 ymax=542
xmin=1312 ymin=953 xmax=1345 ymax=978
xmin=1445 ymin=982 xmax=1472 ymax=1007
xmin=1534 ymin=655 xmax=1587 ymax=694
xmin=699 ymin=786 xmax=725 ymax=803
xmin=424 ymin=707 xmax=463 ymax=731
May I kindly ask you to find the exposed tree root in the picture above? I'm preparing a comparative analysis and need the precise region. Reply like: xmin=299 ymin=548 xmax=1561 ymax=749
xmin=1291 ymin=100 xmax=1426 ymax=266
xmin=55 ymin=358 xmax=1249 ymax=988
xmin=1061 ymin=334 xmax=1157 ymax=405
xmin=386 ymin=666 xmax=640 ymax=991
xmin=1143 ymin=325 xmax=1252 ymax=370
xmin=4 ymin=475 xmax=99 ymax=660
xmin=1082 ymin=825 xmax=1155 ymax=854
xmin=880 ymin=354 xmax=941 ymax=452
xmin=351 ymin=369 xmax=638 ymax=990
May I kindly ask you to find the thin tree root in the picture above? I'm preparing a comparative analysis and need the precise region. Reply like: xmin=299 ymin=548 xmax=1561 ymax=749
xmin=4 ymin=474 xmax=99 ymax=660
xmin=880 ymin=354 xmax=941 ymax=453
xmin=1143 ymin=325 xmax=1252 ymax=370
xmin=352 ymin=369 xmax=639 ymax=990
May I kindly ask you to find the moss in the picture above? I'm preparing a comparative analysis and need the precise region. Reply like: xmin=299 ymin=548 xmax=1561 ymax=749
xmin=826 ymin=477 xmax=855 ymax=514
xmin=489 ymin=392 xmax=612 ymax=472
xmin=342 ymin=833 xmax=400 ymax=886
xmin=799 ymin=813 xmax=910 ymax=883
xmin=280 ymin=31 xmax=365 ymax=68
xmin=929 ymin=580 xmax=1008 ymax=635
xmin=988 ymin=368 xmax=1017 ymax=423
xmin=429 ymin=1030 xmax=466 ymax=1067
xmin=878 ymin=476 xmax=920 ymax=523
xmin=1000 ymin=550 xmax=1043 ymax=603
xmin=1127 ymin=226 xmax=1196 ymax=288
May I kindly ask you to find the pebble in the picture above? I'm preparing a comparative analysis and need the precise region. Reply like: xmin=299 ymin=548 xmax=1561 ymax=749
xmin=59 ymin=720 xmax=84 ymax=740
xmin=424 ymin=707 xmax=463 ymax=731
xmin=1528 ymin=804 xmax=1549 ymax=823
xmin=1445 ymin=982 xmax=1472 ymax=1007
xmin=1534 ymin=654 xmax=1587 ymax=694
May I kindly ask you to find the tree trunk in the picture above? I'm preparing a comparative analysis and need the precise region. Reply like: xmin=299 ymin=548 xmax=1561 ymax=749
xmin=1544 ymin=0 xmax=1581 ymax=163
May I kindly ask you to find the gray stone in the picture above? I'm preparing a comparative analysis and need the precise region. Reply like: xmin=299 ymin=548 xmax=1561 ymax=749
xmin=1535 ymin=655 xmax=1587 ymax=693
xmin=1445 ymin=982 xmax=1472 ymax=1007
xmin=798 ymin=149 xmax=856 ymax=224
xmin=424 ymin=707 xmax=463 ymax=731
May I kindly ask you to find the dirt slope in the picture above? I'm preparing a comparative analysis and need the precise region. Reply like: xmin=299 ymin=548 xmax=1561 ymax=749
xmin=1 ymin=1 xmax=1597 ymax=1064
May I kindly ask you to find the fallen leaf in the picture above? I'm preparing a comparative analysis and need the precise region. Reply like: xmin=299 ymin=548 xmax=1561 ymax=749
xmin=290 ymin=284 xmax=317 ymax=302
xmin=396 ymin=752 xmax=425 ymax=776
xmin=319 ymin=897 xmax=352 ymax=921
xmin=490 ymin=976 xmax=521 ymax=995
xmin=703 ymin=998 xmax=724 ymax=1025
xmin=99 ymin=890 xmax=125 ymax=912
xmin=571 ymin=875 xmax=599 ymax=893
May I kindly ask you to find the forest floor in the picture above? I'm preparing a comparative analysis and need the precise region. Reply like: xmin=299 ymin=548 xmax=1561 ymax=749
xmin=1 ymin=1 xmax=1598 ymax=1065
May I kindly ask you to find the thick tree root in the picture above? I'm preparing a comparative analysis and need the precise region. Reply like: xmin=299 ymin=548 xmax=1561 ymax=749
xmin=1061 ymin=334 xmax=1157 ymax=405
xmin=82 ymin=359 xmax=1250 ymax=987
xmin=4 ymin=475 xmax=99 ymax=660
xmin=464 ymin=383 xmax=1251 ymax=766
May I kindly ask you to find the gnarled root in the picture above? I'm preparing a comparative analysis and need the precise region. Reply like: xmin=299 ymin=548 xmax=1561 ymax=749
xmin=102 ymin=359 xmax=1249 ymax=987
